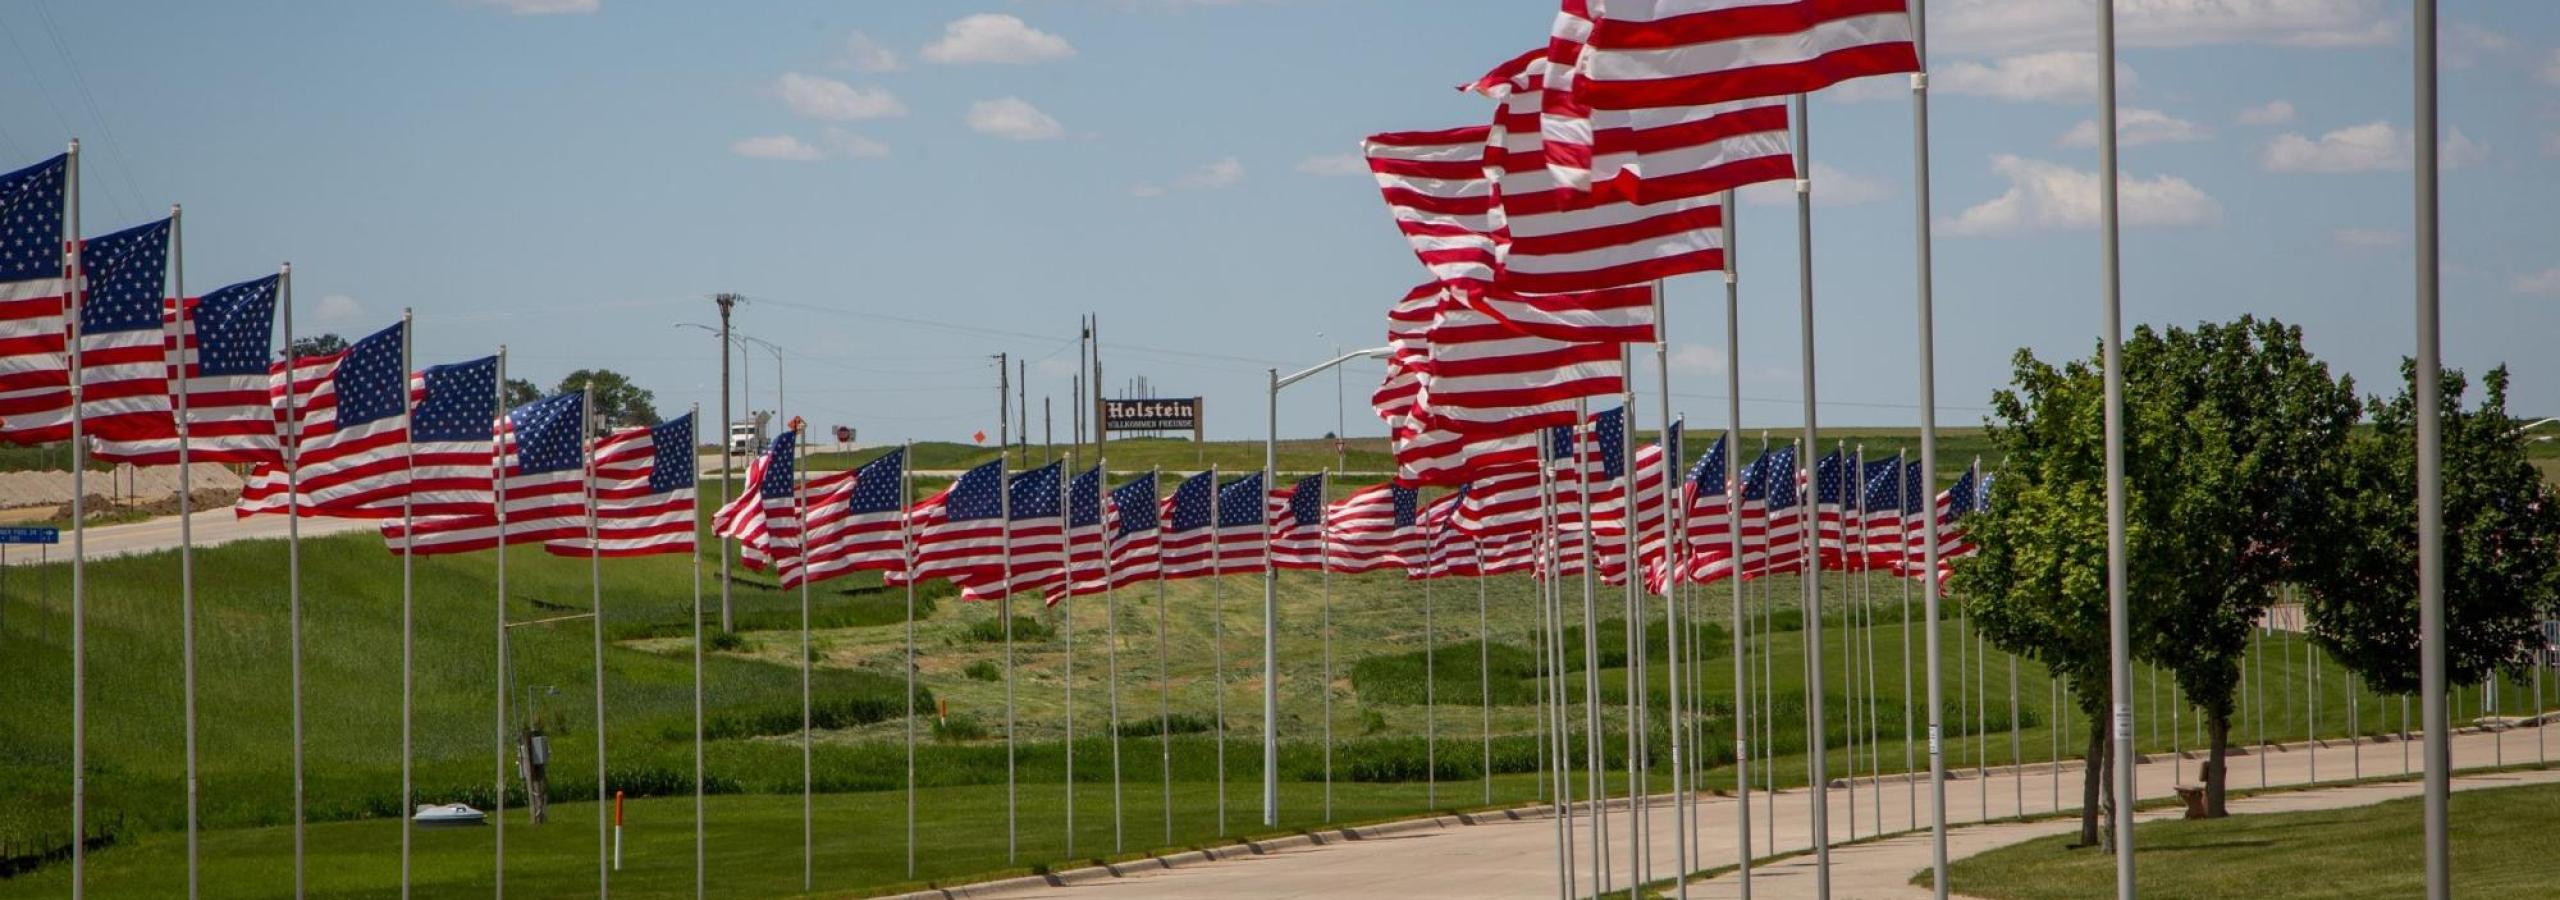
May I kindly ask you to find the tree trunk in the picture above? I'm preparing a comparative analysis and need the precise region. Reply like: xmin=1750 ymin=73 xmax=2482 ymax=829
xmin=2079 ymin=715 xmax=2105 ymax=847
xmin=2205 ymin=712 xmax=2231 ymax=817
xmin=2099 ymin=732 xmax=2118 ymax=853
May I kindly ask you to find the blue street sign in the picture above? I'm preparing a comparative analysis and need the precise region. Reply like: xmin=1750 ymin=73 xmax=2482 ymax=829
xmin=0 ymin=527 xmax=61 ymax=545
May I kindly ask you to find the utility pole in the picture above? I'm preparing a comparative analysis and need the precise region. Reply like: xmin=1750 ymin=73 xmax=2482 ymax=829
xmin=1089 ymin=314 xmax=1105 ymax=452
xmin=1018 ymin=360 xmax=1029 ymax=467
xmin=714 ymin=292 xmax=740 ymax=632
xmin=997 ymin=353 xmax=1010 ymax=466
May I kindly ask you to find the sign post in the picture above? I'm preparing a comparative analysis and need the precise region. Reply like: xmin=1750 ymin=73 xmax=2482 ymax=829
xmin=1099 ymin=397 xmax=1204 ymax=439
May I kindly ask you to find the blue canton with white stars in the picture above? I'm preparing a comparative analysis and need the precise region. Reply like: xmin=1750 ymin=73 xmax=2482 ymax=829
xmin=844 ymin=447 xmax=903 ymax=514
xmin=1863 ymin=458 xmax=1901 ymax=513
xmin=1067 ymin=465 xmax=1103 ymax=528
xmin=1904 ymin=460 xmax=1924 ymax=514
xmin=1287 ymin=473 xmax=1325 ymax=527
xmin=1215 ymin=473 xmax=1263 ymax=529
xmin=1816 ymin=450 xmax=1846 ymax=506
xmin=1110 ymin=475 xmax=1158 ymax=536
xmin=1688 ymin=435 xmax=1726 ymax=497
xmin=1946 ymin=469 xmax=1977 ymax=517
xmin=508 ymin=392 xmax=585 ymax=476
xmin=649 ymin=414 xmax=696 ymax=494
xmin=1391 ymin=484 xmax=1420 ymax=529
xmin=332 ymin=322 xmax=408 ymax=428
xmin=0 ymin=155 xmax=66 ymax=284
xmin=1010 ymin=462 xmax=1062 ymax=521
xmin=81 ymin=218 xmax=170 ymax=334
xmin=944 ymin=458 xmax=1005 ymax=521
xmin=194 ymin=275 xmax=277 ymax=377
xmin=1593 ymin=408 xmax=1626 ymax=479
xmin=412 ymin=356 xmax=499 ymax=442
xmin=1663 ymin=418 xmax=1683 ymax=488
xmin=1165 ymin=472 xmax=1214 ymax=533
xmin=757 ymin=430 xmax=800 ymax=500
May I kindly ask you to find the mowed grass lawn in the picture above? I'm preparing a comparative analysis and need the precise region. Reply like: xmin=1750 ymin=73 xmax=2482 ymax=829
xmin=1944 ymin=780 xmax=2560 ymax=900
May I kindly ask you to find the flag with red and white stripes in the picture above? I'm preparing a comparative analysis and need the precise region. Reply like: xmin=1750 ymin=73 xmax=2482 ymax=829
xmin=382 ymin=390 xmax=589 ymax=555
xmin=781 ymin=447 xmax=907 ymax=588
xmin=1679 ymin=433 xmax=1734 ymax=575
xmin=1325 ymin=481 xmax=1421 ymax=574
xmin=543 ymin=413 xmax=697 ymax=558
xmin=1269 ymin=472 xmax=1328 ymax=571
xmin=233 ymin=321 xmax=410 ymax=518
xmin=1410 ymin=488 xmax=1481 ymax=580
xmin=1478 ymin=528 xmax=1539 ymax=576
xmin=996 ymin=461 xmax=1068 ymax=601
xmin=1095 ymin=472 xmax=1162 ymax=589
xmin=1053 ymin=463 xmax=1107 ymax=602
xmin=0 ymin=155 xmax=70 ymax=446
xmin=1858 ymin=455 xmax=1904 ymax=572
xmin=1906 ymin=464 xmax=1979 ymax=579
xmin=1538 ymin=1 xmax=1798 ymax=205
xmin=1454 ymin=461 xmax=1544 ymax=537
xmin=902 ymin=457 xmax=1007 ymax=599
xmin=1156 ymin=470 xmax=1219 ymax=580
xmin=1417 ymin=288 xmax=1626 ymax=440
xmin=1575 ymin=0 xmax=1919 ymax=111
xmin=1814 ymin=448 xmax=1859 ymax=570
xmin=61 ymin=218 xmax=175 ymax=446
xmin=1364 ymin=126 xmax=1501 ymax=289
xmin=91 ymin=276 xmax=284 ymax=465
xmin=1209 ymin=472 xmax=1268 ymax=576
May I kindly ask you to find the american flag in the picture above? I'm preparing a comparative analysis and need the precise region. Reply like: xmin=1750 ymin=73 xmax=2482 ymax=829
xmin=57 ymin=218 xmax=174 ymax=446
xmin=1576 ymin=0 xmax=1920 ymax=111
xmin=1410 ymin=487 xmax=1480 ymax=580
xmin=1095 ymin=472 xmax=1162 ymax=589
xmin=1363 ymin=127 xmax=1500 ymax=289
xmin=753 ymin=429 xmax=803 ymax=573
xmin=997 ymin=461 xmax=1068 ymax=601
xmin=1416 ymin=288 xmax=1625 ymax=440
xmin=383 ymin=390 xmax=589 ymax=555
xmin=401 ymin=356 xmax=503 ymax=519
xmin=1375 ymin=286 xmax=1543 ymax=488
xmin=1556 ymin=407 xmax=1629 ymax=530
xmin=712 ymin=450 xmax=773 ymax=545
xmin=1269 ymin=472 xmax=1328 ymax=571
xmin=1814 ymin=448 xmax=1853 ymax=570
xmin=902 ymin=458 xmax=1008 ymax=599
xmin=90 ymin=275 xmax=282 ymax=465
xmin=1757 ymin=443 xmax=1807 ymax=578
xmin=544 ymin=413 xmax=697 ymax=558
xmin=1860 ymin=455 xmax=1904 ymax=572
xmin=1211 ymin=472 xmax=1268 ymax=576
xmin=1679 ymin=433 xmax=1732 ymax=581
xmin=1698 ymin=442 xmax=1800 ymax=581
xmin=1324 ymin=481 xmax=1420 ymax=574
xmin=1919 ymin=465 xmax=1981 ymax=577
xmin=233 ymin=321 xmax=410 ymax=518
xmin=1477 ymin=528 xmax=1539 ymax=576
xmin=1156 ymin=470 xmax=1218 ymax=580
xmin=1900 ymin=458 xmax=1927 ymax=576
xmin=781 ymin=447 xmax=906 ymax=587
xmin=1453 ymin=461 xmax=1543 ymax=537
xmin=0 ymin=155 xmax=69 ymax=445
xmin=1534 ymin=1 xmax=1797 ymax=206
xmin=1051 ymin=463 xmax=1107 ymax=602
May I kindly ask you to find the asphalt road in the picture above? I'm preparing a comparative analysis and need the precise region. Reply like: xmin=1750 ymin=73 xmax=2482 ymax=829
xmin=0 ymin=508 xmax=374 ymax=566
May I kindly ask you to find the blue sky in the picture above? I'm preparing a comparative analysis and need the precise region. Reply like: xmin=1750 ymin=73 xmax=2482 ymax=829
xmin=2 ymin=0 xmax=2554 ymax=443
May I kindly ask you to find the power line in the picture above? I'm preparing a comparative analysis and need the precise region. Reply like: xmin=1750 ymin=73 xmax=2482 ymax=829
xmin=31 ymin=0 xmax=149 ymax=218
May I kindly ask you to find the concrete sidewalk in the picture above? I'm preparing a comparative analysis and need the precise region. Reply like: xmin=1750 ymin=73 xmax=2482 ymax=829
xmin=925 ymin=726 xmax=2549 ymax=900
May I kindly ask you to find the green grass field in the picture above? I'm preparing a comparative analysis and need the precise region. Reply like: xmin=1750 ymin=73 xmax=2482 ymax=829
xmin=4 ymin=490 xmax=2530 ymax=897
xmin=1944 ymin=781 xmax=2560 ymax=899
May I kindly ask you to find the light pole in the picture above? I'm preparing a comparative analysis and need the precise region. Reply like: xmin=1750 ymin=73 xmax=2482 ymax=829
xmin=1316 ymin=333 xmax=1346 ymax=473
xmin=675 ymin=319 xmax=740 ymax=631
xmin=1263 ymin=345 xmax=1393 ymax=826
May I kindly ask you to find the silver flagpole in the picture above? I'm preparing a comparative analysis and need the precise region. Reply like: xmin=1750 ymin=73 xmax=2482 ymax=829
xmin=1653 ymin=279 xmax=1686 ymax=896
xmin=1063 ymin=456 xmax=1076 ymax=858
xmin=1426 ymin=507 xmax=1437 ymax=812
xmin=1620 ymin=375 xmax=1644 ymax=897
xmin=1790 ymin=93 xmax=1833 ymax=896
xmin=2097 ymin=0 xmax=2138 ymax=891
xmin=1575 ymin=400 xmax=1606 ymax=895
xmin=1155 ymin=468 xmax=1172 ymax=847
xmin=1103 ymin=456 xmax=1123 ymax=855
xmin=585 ymin=384 xmax=609 ymax=898
xmin=1542 ymin=450 xmax=1576 ymax=900
xmin=1261 ymin=375 xmax=1280 ymax=828
xmin=1899 ymin=451 xmax=1915 ymax=832
xmin=63 ymin=139 xmax=87 ymax=900
xmin=796 ymin=426 xmax=812 ymax=892
xmin=1480 ymin=570 xmax=1493 ymax=807
xmin=495 ymin=347 xmax=513 ymax=896
xmin=1722 ymin=190 xmax=1753 ymax=900
xmin=1321 ymin=469 xmax=1336 ymax=822
xmin=916 ymin=442 xmax=926 ymax=879
xmin=693 ymin=405 xmax=707 ymax=900
xmin=280 ymin=262 xmax=306 ymax=900
xmin=398 ymin=308 xmax=416 ymax=900
xmin=998 ymin=369 xmax=1016 ymax=865
xmin=1909 ymin=0 xmax=1953 ymax=878
xmin=1209 ymin=465 xmax=1227 ymax=835
xmin=2412 ymin=0 xmax=2450 ymax=896
xmin=170 ymin=204 xmax=200 ymax=900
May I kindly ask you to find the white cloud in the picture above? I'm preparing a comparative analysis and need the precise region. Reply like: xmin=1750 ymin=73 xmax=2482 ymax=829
xmin=1740 ymin=163 xmax=1891 ymax=208
xmin=2441 ymin=21 xmax=2514 ymax=69
xmin=1294 ymin=153 xmax=1367 ymax=176
xmin=2058 ymin=108 xmax=2211 ymax=148
xmin=2328 ymin=228 xmax=2405 ymax=249
xmin=966 ymin=97 xmax=1066 ymax=141
xmin=837 ymin=31 xmax=902 ymax=73
xmin=774 ymin=73 xmax=906 ymax=122
xmin=1134 ymin=157 xmax=1245 ymax=197
xmin=2514 ymin=268 xmax=2560 ymax=296
xmin=821 ymin=128 xmax=891 ymax=159
xmin=922 ymin=14 xmax=1075 ymax=65
xmin=730 ymin=134 xmax=826 ymax=161
xmin=2236 ymin=100 xmax=2297 ymax=126
xmin=1667 ymin=343 xmax=1728 ymax=376
xmin=1935 ymin=0 xmax=2392 ymax=56
xmin=2543 ymin=49 xmax=2560 ymax=87
xmin=1934 ymin=52 xmax=2130 ymax=103
xmin=471 ymin=0 xmax=597 ymax=14
xmin=315 ymin=294 xmax=366 ymax=323
xmin=2258 ymin=122 xmax=2488 ymax=173
xmin=1943 ymin=154 xmax=2220 ymax=236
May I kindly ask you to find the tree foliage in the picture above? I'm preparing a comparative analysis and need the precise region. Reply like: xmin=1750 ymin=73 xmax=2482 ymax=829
xmin=286 ymin=333 xmax=346 ymax=359
xmin=2299 ymin=364 xmax=2560 ymax=693
xmin=502 ymin=378 xmax=543 ymax=410
xmin=556 ymin=368 xmax=659 ymax=429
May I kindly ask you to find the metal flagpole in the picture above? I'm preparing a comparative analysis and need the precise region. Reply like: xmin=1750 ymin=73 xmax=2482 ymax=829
xmin=916 ymin=442 xmax=926 ymax=879
xmin=1652 ymin=280 xmax=1687 ymax=896
xmin=281 ymin=262 xmax=307 ymax=900
xmin=1322 ymin=470 xmax=1337 ymax=822
xmin=398 ymin=309 xmax=416 ymax=899
xmin=1540 ymin=442 xmax=1576 ymax=900
xmin=1103 ymin=457 xmax=1124 ymax=855
xmin=795 ymin=424 xmax=811 ymax=892
xmin=998 ymin=364 xmax=1016 ymax=865
xmin=1481 ymin=572 xmax=1493 ymax=807
xmin=2096 ymin=0 xmax=2138 ymax=891
xmin=1155 ymin=467 xmax=1172 ymax=846
xmin=1905 ymin=0 xmax=1954 ymax=873
xmin=715 ymin=294 xmax=736 ymax=632
xmin=1721 ymin=190 xmax=1754 ymax=900
xmin=1899 ymin=451 xmax=1915 ymax=832
xmin=1210 ymin=465 xmax=1227 ymax=836
xmin=1577 ymin=399 xmax=1607 ymax=895
xmin=1789 ymin=93 xmax=1834 ymax=896
xmin=1262 ymin=375 xmax=1280 ymax=828
xmin=1427 ymin=512 xmax=1438 ymax=811
xmin=693 ymin=405 xmax=707 ymax=900
xmin=1063 ymin=456 xmax=1076 ymax=859
xmin=584 ymin=384 xmax=610 ymax=898
xmin=2411 ymin=6 xmax=2449 ymax=895
xmin=1621 ymin=394 xmax=1645 ymax=896
xmin=168 ymin=204 xmax=201 ymax=900
xmin=495 ymin=348 xmax=514 ymax=896
xmin=64 ymin=138 xmax=88 ymax=900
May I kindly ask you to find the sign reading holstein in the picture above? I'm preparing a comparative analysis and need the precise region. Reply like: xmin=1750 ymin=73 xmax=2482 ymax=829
xmin=1102 ymin=397 xmax=1202 ymax=436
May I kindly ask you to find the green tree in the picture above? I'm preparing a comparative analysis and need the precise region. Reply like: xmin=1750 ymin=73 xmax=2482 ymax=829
xmin=2119 ymin=318 xmax=2361 ymax=816
xmin=556 ymin=369 xmax=659 ymax=430
xmin=1953 ymin=344 xmax=2123 ymax=847
xmin=285 ymin=333 xmax=346 ymax=359
xmin=2299 ymin=364 xmax=2560 ymax=695
xmin=502 ymin=378 xmax=542 ymax=410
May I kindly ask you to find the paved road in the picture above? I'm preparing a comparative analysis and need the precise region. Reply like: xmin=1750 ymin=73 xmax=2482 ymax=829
xmin=958 ymin=726 xmax=2549 ymax=900
xmin=0 ymin=507 xmax=373 ymax=566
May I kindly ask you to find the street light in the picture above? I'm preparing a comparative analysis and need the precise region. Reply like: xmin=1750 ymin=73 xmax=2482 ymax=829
xmin=1316 ymin=332 xmax=1346 ymax=473
xmin=2512 ymin=417 xmax=2560 ymax=437
xmin=1261 ymin=345 xmax=1394 ymax=827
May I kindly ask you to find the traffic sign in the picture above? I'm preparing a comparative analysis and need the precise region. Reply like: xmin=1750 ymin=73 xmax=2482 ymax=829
xmin=0 ymin=527 xmax=61 ymax=545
